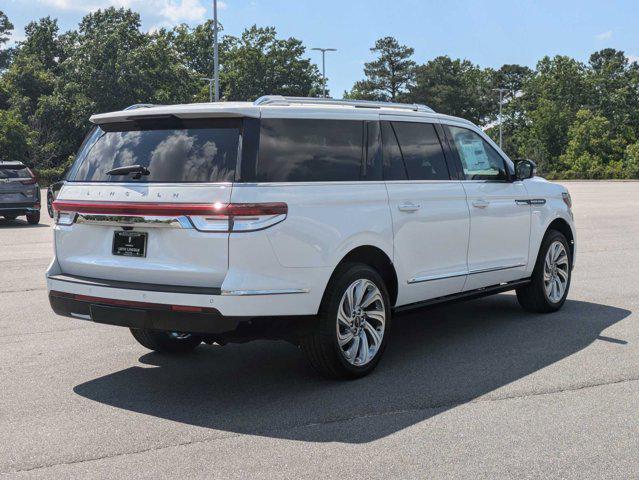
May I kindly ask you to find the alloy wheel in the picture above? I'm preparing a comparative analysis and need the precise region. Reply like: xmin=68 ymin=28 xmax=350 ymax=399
xmin=336 ymin=279 xmax=386 ymax=366
xmin=543 ymin=240 xmax=569 ymax=303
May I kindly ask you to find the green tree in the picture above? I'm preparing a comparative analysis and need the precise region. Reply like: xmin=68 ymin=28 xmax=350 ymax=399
xmin=0 ymin=10 xmax=14 ymax=69
xmin=559 ymin=109 xmax=626 ymax=178
xmin=405 ymin=56 xmax=495 ymax=124
xmin=0 ymin=109 xmax=34 ymax=164
xmin=220 ymin=25 xmax=321 ymax=101
xmin=347 ymin=37 xmax=415 ymax=101
xmin=623 ymin=143 xmax=639 ymax=178
xmin=20 ymin=17 xmax=62 ymax=72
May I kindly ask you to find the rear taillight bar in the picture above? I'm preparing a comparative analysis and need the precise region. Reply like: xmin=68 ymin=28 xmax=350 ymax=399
xmin=52 ymin=200 xmax=288 ymax=232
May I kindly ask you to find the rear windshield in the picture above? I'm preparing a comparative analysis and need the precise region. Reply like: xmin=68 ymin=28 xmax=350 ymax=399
xmin=0 ymin=165 xmax=30 ymax=179
xmin=69 ymin=118 xmax=240 ymax=183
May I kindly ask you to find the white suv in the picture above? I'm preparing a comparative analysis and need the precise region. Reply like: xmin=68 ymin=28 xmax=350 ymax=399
xmin=47 ymin=96 xmax=575 ymax=379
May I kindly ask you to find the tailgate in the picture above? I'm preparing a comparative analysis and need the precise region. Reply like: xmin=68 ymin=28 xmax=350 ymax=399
xmin=54 ymin=183 xmax=232 ymax=287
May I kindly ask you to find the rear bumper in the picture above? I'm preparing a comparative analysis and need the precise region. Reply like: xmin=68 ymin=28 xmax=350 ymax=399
xmin=46 ymin=273 xmax=318 ymax=338
xmin=0 ymin=201 xmax=40 ymax=215
xmin=48 ymin=290 xmax=315 ymax=340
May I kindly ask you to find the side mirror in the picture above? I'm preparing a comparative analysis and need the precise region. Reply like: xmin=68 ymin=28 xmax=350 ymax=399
xmin=516 ymin=159 xmax=536 ymax=180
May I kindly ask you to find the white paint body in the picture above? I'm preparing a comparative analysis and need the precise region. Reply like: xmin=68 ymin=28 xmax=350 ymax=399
xmin=47 ymin=102 xmax=576 ymax=318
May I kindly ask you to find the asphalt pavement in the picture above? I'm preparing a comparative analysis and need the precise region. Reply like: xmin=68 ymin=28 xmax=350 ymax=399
xmin=1 ymin=182 xmax=638 ymax=479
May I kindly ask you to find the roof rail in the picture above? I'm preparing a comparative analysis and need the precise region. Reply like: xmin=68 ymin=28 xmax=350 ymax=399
xmin=253 ymin=96 xmax=435 ymax=113
xmin=123 ymin=104 xmax=156 ymax=111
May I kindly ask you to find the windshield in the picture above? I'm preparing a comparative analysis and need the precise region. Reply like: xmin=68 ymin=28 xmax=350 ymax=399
xmin=69 ymin=118 xmax=241 ymax=183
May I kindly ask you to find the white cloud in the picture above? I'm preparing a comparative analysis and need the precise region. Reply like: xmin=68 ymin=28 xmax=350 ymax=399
xmin=36 ymin=0 xmax=220 ymax=24
xmin=627 ymin=54 xmax=639 ymax=64
xmin=160 ymin=0 xmax=206 ymax=22
xmin=595 ymin=30 xmax=613 ymax=40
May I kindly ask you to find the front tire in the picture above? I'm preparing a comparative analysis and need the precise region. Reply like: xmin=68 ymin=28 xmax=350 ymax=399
xmin=517 ymin=230 xmax=571 ymax=313
xmin=301 ymin=263 xmax=391 ymax=379
xmin=130 ymin=329 xmax=202 ymax=354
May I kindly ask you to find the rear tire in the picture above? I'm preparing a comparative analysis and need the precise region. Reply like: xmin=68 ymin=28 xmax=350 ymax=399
xmin=3 ymin=215 xmax=18 ymax=221
xmin=130 ymin=328 xmax=202 ymax=354
xmin=26 ymin=211 xmax=40 ymax=225
xmin=516 ymin=230 xmax=571 ymax=313
xmin=300 ymin=263 xmax=391 ymax=379
xmin=47 ymin=193 xmax=54 ymax=218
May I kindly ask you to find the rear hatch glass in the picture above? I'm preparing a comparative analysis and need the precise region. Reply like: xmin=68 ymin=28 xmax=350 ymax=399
xmin=69 ymin=118 xmax=241 ymax=183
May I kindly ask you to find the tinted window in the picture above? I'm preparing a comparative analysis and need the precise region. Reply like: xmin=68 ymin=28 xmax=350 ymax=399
xmin=70 ymin=119 xmax=240 ymax=183
xmin=256 ymin=119 xmax=363 ymax=182
xmin=0 ymin=165 xmax=30 ymax=179
xmin=381 ymin=121 xmax=407 ymax=180
xmin=392 ymin=122 xmax=450 ymax=180
xmin=364 ymin=121 xmax=382 ymax=181
xmin=446 ymin=126 xmax=508 ymax=181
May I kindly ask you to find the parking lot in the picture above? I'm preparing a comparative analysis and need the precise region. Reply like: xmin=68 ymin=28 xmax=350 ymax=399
xmin=1 ymin=181 xmax=638 ymax=479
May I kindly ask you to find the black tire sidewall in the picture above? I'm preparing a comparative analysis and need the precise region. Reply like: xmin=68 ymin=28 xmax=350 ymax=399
xmin=319 ymin=263 xmax=392 ymax=377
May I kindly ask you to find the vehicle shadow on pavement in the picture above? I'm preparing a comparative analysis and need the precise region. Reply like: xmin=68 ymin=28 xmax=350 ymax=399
xmin=74 ymin=295 xmax=630 ymax=443
xmin=0 ymin=219 xmax=48 ymax=229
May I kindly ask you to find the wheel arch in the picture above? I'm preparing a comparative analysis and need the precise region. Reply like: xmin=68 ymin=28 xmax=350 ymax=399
xmin=546 ymin=217 xmax=575 ymax=265
xmin=325 ymin=245 xmax=399 ymax=307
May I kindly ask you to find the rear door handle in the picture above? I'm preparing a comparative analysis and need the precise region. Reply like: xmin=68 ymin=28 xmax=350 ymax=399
xmin=398 ymin=202 xmax=421 ymax=212
xmin=472 ymin=199 xmax=490 ymax=209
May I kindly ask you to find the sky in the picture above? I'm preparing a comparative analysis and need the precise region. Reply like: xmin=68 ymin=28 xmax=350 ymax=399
xmin=3 ymin=0 xmax=639 ymax=96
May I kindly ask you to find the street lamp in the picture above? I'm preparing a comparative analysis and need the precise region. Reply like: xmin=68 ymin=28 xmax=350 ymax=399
xmin=311 ymin=47 xmax=337 ymax=98
xmin=493 ymin=88 xmax=508 ymax=149
xmin=202 ymin=77 xmax=214 ymax=103
xmin=212 ymin=0 xmax=220 ymax=102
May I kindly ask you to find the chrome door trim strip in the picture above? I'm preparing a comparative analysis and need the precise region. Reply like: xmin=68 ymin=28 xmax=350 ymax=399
xmin=407 ymin=271 xmax=468 ymax=284
xmin=468 ymin=263 xmax=527 ymax=275
xmin=408 ymin=263 xmax=527 ymax=284
xmin=220 ymin=288 xmax=310 ymax=296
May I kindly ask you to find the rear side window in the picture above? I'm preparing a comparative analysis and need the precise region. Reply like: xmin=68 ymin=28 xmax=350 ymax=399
xmin=445 ymin=125 xmax=508 ymax=181
xmin=392 ymin=122 xmax=450 ymax=180
xmin=256 ymin=119 xmax=363 ymax=182
xmin=69 ymin=118 xmax=240 ymax=183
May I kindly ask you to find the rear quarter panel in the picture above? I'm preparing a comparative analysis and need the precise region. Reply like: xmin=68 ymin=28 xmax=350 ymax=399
xmin=228 ymin=182 xmax=394 ymax=313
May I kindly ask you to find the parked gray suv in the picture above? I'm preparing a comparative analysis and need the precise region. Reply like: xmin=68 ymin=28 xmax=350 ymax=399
xmin=0 ymin=162 xmax=41 ymax=224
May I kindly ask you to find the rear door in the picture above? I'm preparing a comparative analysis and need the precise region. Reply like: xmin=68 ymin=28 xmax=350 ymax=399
xmin=382 ymin=117 xmax=470 ymax=306
xmin=442 ymin=124 xmax=531 ymax=290
xmin=54 ymin=118 xmax=242 ymax=288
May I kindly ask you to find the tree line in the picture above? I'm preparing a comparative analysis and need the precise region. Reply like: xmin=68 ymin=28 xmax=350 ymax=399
xmin=1 ymin=8 xmax=638 ymax=183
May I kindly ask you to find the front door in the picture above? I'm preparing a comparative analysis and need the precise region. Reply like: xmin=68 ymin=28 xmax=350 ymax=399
xmin=443 ymin=124 xmax=531 ymax=291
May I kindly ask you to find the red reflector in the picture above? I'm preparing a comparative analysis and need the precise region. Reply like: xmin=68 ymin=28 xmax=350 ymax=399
xmin=171 ymin=305 xmax=203 ymax=312
xmin=52 ymin=201 xmax=287 ymax=217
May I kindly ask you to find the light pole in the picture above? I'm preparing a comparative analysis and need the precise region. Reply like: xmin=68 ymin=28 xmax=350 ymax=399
xmin=311 ymin=47 xmax=336 ymax=98
xmin=202 ymin=77 xmax=214 ymax=102
xmin=213 ymin=0 xmax=219 ymax=102
xmin=493 ymin=88 xmax=508 ymax=149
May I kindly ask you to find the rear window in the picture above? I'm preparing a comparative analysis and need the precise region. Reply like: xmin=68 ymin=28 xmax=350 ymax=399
xmin=69 ymin=118 xmax=240 ymax=183
xmin=0 ymin=165 xmax=31 ymax=179
xmin=255 ymin=119 xmax=364 ymax=182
